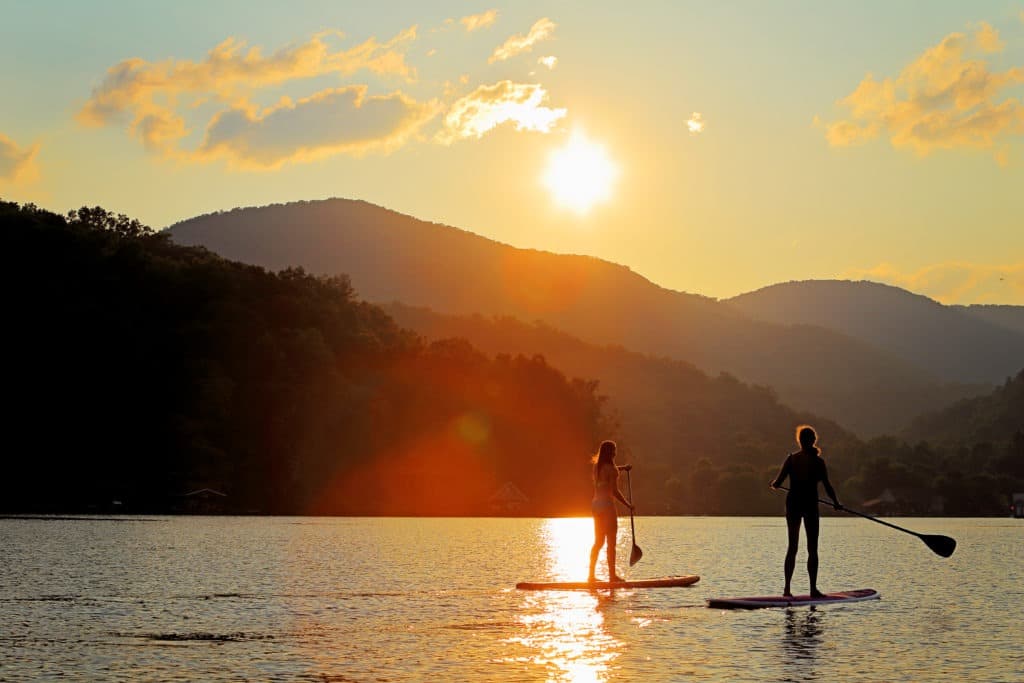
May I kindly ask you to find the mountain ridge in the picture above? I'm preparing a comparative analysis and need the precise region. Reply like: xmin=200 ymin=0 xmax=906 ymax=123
xmin=168 ymin=197 xmax=995 ymax=436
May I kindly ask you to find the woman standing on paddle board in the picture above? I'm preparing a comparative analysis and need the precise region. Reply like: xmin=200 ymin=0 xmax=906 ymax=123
xmin=770 ymin=425 xmax=842 ymax=598
xmin=588 ymin=440 xmax=634 ymax=583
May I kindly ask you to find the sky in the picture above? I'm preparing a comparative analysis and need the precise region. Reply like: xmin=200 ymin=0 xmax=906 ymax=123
xmin=2 ymin=0 xmax=1024 ymax=304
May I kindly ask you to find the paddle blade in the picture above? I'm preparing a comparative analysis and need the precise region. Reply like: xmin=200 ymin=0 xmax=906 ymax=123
xmin=922 ymin=534 xmax=956 ymax=558
xmin=630 ymin=544 xmax=643 ymax=566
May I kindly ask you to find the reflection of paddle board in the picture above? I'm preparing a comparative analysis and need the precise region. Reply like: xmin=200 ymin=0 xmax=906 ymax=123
xmin=707 ymin=588 xmax=879 ymax=609
xmin=516 ymin=575 xmax=700 ymax=591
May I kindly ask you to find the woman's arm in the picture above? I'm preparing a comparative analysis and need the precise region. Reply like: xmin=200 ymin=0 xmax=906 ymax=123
xmin=608 ymin=467 xmax=634 ymax=509
xmin=820 ymin=461 xmax=842 ymax=509
xmin=769 ymin=455 xmax=791 ymax=489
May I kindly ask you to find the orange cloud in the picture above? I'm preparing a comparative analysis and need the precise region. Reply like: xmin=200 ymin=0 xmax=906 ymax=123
xmin=538 ymin=55 xmax=558 ymax=70
xmin=461 ymin=10 xmax=498 ymax=32
xmin=489 ymin=18 xmax=556 ymax=63
xmin=0 ymin=133 xmax=39 ymax=183
xmin=78 ymin=29 xmax=420 ymax=162
xmin=196 ymin=86 xmax=440 ymax=169
xmin=844 ymin=260 xmax=1024 ymax=304
xmin=823 ymin=22 xmax=1024 ymax=161
xmin=437 ymin=80 xmax=566 ymax=142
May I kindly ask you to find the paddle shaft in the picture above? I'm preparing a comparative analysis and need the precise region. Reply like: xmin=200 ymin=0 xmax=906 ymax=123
xmin=626 ymin=470 xmax=636 ymax=538
xmin=777 ymin=485 xmax=924 ymax=539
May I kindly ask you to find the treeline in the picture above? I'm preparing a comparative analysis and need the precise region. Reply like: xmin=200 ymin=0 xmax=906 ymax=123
xmin=384 ymin=305 xmax=1024 ymax=516
xmin=3 ymin=199 xmax=1020 ymax=516
xmin=1 ymin=201 xmax=608 ymax=515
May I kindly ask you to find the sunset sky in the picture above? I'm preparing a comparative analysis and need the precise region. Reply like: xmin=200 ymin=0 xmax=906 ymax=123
xmin=3 ymin=0 xmax=1023 ymax=304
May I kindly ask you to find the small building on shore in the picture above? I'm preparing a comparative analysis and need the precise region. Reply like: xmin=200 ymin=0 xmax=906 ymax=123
xmin=489 ymin=482 xmax=529 ymax=514
xmin=177 ymin=488 xmax=229 ymax=514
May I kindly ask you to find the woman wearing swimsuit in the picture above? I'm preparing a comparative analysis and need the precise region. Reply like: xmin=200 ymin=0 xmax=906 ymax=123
xmin=588 ymin=440 xmax=634 ymax=583
xmin=770 ymin=425 xmax=842 ymax=597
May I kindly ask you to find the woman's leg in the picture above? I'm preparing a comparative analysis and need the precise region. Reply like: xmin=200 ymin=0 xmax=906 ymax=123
xmin=589 ymin=513 xmax=603 ymax=581
xmin=784 ymin=512 xmax=801 ymax=596
xmin=805 ymin=512 xmax=822 ymax=596
xmin=606 ymin=514 xmax=621 ymax=581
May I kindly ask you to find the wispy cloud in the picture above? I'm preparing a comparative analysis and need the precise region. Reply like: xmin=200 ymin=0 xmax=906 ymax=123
xmin=0 ymin=133 xmax=39 ymax=183
xmin=844 ymin=260 xmax=1024 ymax=304
xmin=687 ymin=112 xmax=705 ymax=135
xmin=197 ymin=87 xmax=440 ymax=170
xmin=438 ymin=80 xmax=566 ymax=142
xmin=78 ymin=29 xmax=420 ymax=162
xmin=489 ymin=18 xmax=556 ymax=63
xmin=538 ymin=55 xmax=558 ymax=70
xmin=822 ymin=22 xmax=1024 ymax=161
xmin=461 ymin=10 xmax=498 ymax=32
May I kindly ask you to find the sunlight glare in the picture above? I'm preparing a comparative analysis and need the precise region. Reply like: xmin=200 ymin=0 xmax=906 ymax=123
xmin=542 ymin=131 xmax=619 ymax=215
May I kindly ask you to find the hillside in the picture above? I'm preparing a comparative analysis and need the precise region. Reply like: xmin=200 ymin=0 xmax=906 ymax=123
xmin=1 ymin=201 xmax=607 ymax=516
xmin=727 ymin=280 xmax=1023 ymax=384
xmin=383 ymin=303 xmax=860 ymax=514
xmin=904 ymin=369 xmax=1024 ymax=446
xmin=167 ymin=198 xmax=979 ymax=436
xmin=956 ymin=304 xmax=1024 ymax=336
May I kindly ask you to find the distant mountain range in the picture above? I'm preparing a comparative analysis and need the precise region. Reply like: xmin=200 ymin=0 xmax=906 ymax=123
xmin=168 ymin=198 xmax=1020 ymax=436
xmin=727 ymin=280 xmax=1024 ymax=385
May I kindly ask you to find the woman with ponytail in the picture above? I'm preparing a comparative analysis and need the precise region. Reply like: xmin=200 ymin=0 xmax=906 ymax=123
xmin=770 ymin=425 xmax=842 ymax=597
xmin=588 ymin=440 xmax=634 ymax=583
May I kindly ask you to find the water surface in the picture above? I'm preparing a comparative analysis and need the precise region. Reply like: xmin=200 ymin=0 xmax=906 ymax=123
xmin=1 ymin=516 xmax=1020 ymax=681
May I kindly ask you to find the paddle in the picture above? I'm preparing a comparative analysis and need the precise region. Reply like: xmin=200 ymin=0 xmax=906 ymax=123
xmin=775 ymin=486 xmax=956 ymax=558
xmin=625 ymin=467 xmax=643 ymax=566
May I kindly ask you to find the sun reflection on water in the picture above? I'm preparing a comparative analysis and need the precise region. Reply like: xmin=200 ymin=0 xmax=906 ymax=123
xmin=505 ymin=518 xmax=626 ymax=682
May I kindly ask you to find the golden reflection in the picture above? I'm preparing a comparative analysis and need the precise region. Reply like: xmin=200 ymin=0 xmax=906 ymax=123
xmin=506 ymin=518 xmax=626 ymax=682
xmin=544 ymin=517 xmax=595 ymax=581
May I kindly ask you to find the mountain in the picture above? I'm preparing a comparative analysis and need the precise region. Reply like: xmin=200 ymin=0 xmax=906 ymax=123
xmin=382 ymin=303 xmax=862 ymax=514
xmin=168 ymin=198 xmax=983 ymax=436
xmin=955 ymin=304 xmax=1024 ymax=336
xmin=1 ymin=201 xmax=607 ymax=516
xmin=904 ymin=369 xmax=1024 ymax=446
xmin=726 ymin=280 xmax=1024 ymax=385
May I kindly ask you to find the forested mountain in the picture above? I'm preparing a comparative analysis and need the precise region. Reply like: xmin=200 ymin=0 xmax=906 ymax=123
xmin=383 ymin=304 xmax=1024 ymax=515
xmin=3 ymin=199 xmax=1019 ymax=515
xmin=1 ymin=201 xmax=608 ymax=516
xmin=383 ymin=303 xmax=859 ymax=514
xmin=904 ymin=370 xmax=1024 ymax=446
xmin=727 ymin=280 xmax=1023 ymax=384
xmin=168 ymin=198 xmax=980 ymax=436
xmin=955 ymin=304 xmax=1024 ymax=336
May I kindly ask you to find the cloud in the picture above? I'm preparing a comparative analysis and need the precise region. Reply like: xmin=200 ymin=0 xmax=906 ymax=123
xmin=687 ymin=112 xmax=705 ymax=135
xmin=489 ymin=18 xmax=555 ymax=63
xmin=538 ymin=55 xmax=557 ymax=70
xmin=437 ymin=80 xmax=566 ymax=142
xmin=461 ymin=10 xmax=498 ymax=32
xmin=0 ymin=133 xmax=39 ymax=183
xmin=844 ymin=260 xmax=1024 ymax=304
xmin=822 ymin=22 xmax=1024 ymax=161
xmin=197 ymin=86 xmax=440 ymax=169
xmin=78 ymin=29 xmax=420 ymax=161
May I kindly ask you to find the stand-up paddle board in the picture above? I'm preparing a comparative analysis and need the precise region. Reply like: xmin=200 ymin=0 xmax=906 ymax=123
xmin=707 ymin=588 xmax=879 ymax=609
xmin=517 ymin=575 xmax=700 ymax=591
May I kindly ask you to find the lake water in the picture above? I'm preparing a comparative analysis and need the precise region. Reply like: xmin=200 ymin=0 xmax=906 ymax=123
xmin=1 ymin=516 xmax=1021 ymax=682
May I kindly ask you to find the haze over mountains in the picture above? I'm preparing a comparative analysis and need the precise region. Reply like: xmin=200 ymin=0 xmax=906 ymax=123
xmin=727 ymin=280 xmax=1024 ymax=385
xmin=168 ymin=198 xmax=1022 ymax=436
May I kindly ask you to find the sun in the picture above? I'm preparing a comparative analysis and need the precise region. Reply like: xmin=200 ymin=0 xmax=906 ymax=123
xmin=542 ymin=130 xmax=619 ymax=214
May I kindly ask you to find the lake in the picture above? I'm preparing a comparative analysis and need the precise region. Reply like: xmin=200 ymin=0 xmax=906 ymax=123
xmin=1 ymin=516 xmax=1021 ymax=681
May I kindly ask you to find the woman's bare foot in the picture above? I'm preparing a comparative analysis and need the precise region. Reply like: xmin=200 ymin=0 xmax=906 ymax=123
xmin=610 ymin=575 xmax=625 ymax=583
xmin=810 ymin=589 xmax=826 ymax=598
